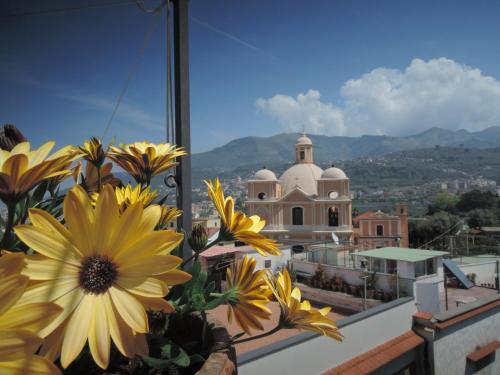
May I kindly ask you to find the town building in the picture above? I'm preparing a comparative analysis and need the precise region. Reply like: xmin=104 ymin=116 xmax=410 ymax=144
xmin=353 ymin=204 xmax=409 ymax=250
xmin=246 ymin=134 xmax=353 ymax=244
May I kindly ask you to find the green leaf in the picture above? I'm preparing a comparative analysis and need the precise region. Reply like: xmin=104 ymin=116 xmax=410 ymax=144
xmin=141 ymin=355 xmax=171 ymax=369
xmin=161 ymin=343 xmax=191 ymax=368
xmin=204 ymin=280 xmax=216 ymax=294
xmin=189 ymin=354 xmax=205 ymax=365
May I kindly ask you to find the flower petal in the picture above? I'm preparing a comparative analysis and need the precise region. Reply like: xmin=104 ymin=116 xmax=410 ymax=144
xmin=60 ymin=294 xmax=94 ymax=368
xmin=119 ymin=255 xmax=182 ymax=277
xmin=88 ymin=295 xmax=111 ymax=369
xmin=0 ymin=274 xmax=29 ymax=316
xmin=155 ymin=269 xmax=192 ymax=286
xmin=0 ymin=355 xmax=62 ymax=375
xmin=109 ymin=287 xmax=148 ymax=333
xmin=0 ymin=302 xmax=62 ymax=335
xmin=24 ymin=255 xmax=79 ymax=281
xmin=0 ymin=329 xmax=42 ymax=361
xmin=13 ymin=225 xmax=81 ymax=266
xmin=116 ymin=276 xmax=168 ymax=298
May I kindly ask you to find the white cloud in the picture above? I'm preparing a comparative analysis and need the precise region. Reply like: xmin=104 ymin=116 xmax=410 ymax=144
xmin=256 ymin=58 xmax=500 ymax=136
xmin=255 ymin=90 xmax=345 ymax=135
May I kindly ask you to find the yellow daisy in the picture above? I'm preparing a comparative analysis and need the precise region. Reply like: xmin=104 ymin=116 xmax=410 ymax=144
xmin=14 ymin=184 xmax=191 ymax=369
xmin=114 ymin=184 xmax=158 ymax=212
xmin=205 ymin=178 xmax=281 ymax=256
xmin=0 ymin=141 xmax=77 ymax=201
xmin=265 ymin=269 xmax=342 ymax=341
xmin=226 ymin=256 xmax=271 ymax=334
xmin=108 ymin=142 xmax=186 ymax=185
xmin=77 ymin=137 xmax=106 ymax=167
xmin=158 ymin=206 xmax=182 ymax=229
xmin=0 ymin=252 xmax=62 ymax=375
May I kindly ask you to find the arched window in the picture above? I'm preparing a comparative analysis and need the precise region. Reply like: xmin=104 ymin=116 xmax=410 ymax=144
xmin=328 ymin=207 xmax=339 ymax=227
xmin=292 ymin=207 xmax=303 ymax=225
xmin=257 ymin=192 xmax=266 ymax=200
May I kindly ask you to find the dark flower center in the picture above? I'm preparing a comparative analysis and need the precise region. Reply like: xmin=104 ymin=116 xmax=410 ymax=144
xmin=79 ymin=255 xmax=118 ymax=294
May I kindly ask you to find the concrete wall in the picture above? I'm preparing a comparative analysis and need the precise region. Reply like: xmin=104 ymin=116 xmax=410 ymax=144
xmin=291 ymin=260 xmax=412 ymax=294
xmin=238 ymin=298 xmax=417 ymax=375
xmin=432 ymin=303 xmax=500 ymax=375
xmin=237 ymin=248 xmax=292 ymax=272
xmin=458 ymin=261 xmax=497 ymax=285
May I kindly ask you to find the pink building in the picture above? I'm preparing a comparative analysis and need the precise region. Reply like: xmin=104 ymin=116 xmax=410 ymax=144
xmin=354 ymin=204 xmax=409 ymax=250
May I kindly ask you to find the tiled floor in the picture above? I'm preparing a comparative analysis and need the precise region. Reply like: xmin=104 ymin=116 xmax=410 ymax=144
xmin=209 ymin=301 xmax=345 ymax=355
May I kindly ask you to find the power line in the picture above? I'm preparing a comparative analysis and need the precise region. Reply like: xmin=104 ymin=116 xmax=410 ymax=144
xmin=418 ymin=219 xmax=464 ymax=250
xmin=0 ymin=0 xmax=137 ymax=18
xmin=101 ymin=9 xmax=163 ymax=142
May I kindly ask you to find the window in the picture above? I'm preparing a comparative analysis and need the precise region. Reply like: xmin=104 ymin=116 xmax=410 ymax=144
xmin=257 ymin=192 xmax=266 ymax=200
xmin=292 ymin=207 xmax=303 ymax=225
xmin=328 ymin=207 xmax=339 ymax=227
xmin=300 ymin=150 xmax=305 ymax=160
xmin=376 ymin=225 xmax=384 ymax=236
xmin=264 ymin=260 xmax=272 ymax=269
xmin=400 ymin=208 xmax=405 ymax=214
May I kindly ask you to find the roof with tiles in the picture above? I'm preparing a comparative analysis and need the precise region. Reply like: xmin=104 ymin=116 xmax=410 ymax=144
xmin=323 ymin=331 xmax=424 ymax=375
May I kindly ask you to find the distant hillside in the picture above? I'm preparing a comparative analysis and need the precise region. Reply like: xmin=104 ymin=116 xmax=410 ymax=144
xmin=191 ymin=126 xmax=500 ymax=180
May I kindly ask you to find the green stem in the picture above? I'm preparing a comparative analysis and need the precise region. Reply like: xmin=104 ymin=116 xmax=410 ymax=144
xmin=201 ymin=310 xmax=208 ymax=350
xmin=181 ymin=234 xmax=221 ymax=269
xmin=231 ymin=323 xmax=283 ymax=345
xmin=1 ymin=201 xmax=17 ymax=250
xmin=96 ymin=165 xmax=102 ymax=193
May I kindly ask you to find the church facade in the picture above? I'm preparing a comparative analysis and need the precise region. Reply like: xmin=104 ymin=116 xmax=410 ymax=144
xmin=246 ymin=134 xmax=353 ymax=243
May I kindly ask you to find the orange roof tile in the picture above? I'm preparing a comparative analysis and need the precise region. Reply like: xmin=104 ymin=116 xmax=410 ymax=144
xmin=323 ymin=331 xmax=424 ymax=375
xmin=413 ymin=311 xmax=433 ymax=320
xmin=467 ymin=340 xmax=500 ymax=362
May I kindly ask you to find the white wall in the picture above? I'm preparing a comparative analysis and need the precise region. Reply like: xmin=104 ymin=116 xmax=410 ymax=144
xmin=239 ymin=299 xmax=417 ymax=375
xmin=433 ymin=304 xmax=500 ymax=375
xmin=458 ymin=261 xmax=497 ymax=285
xmin=238 ymin=247 xmax=292 ymax=273
xmin=397 ymin=261 xmax=415 ymax=279
xmin=291 ymin=260 xmax=407 ymax=294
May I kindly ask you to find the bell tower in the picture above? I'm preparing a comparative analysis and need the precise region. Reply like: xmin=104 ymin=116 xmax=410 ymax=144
xmin=295 ymin=133 xmax=313 ymax=164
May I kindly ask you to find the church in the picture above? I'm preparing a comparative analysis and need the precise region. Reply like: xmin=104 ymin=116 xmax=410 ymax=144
xmin=246 ymin=134 xmax=353 ymax=244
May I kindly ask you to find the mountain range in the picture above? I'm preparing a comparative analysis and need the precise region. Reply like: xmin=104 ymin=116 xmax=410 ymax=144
xmin=191 ymin=126 xmax=500 ymax=178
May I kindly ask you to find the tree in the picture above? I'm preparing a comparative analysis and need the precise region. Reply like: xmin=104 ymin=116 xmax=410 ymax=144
xmin=456 ymin=190 xmax=498 ymax=212
xmin=467 ymin=209 xmax=498 ymax=229
xmin=409 ymin=211 xmax=460 ymax=250
xmin=427 ymin=192 xmax=459 ymax=215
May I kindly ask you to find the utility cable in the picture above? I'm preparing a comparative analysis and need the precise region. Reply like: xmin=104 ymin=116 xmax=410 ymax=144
xmin=101 ymin=9 xmax=162 ymax=142
xmin=418 ymin=219 xmax=464 ymax=249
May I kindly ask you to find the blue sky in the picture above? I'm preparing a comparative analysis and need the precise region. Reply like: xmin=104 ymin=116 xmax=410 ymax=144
xmin=2 ymin=0 xmax=500 ymax=152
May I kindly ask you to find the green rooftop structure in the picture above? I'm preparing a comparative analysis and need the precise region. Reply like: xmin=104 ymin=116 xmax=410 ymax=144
xmin=354 ymin=247 xmax=449 ymax=278
xmin=355 ymin=247 xmax=449 ymax=263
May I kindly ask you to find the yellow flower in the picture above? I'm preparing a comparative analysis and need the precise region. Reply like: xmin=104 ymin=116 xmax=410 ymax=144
xmin=114 ymin=184 xmax=158 ymax=212
xmin=265 ymin=269 xmax=342 ymax=341
xmin=0 ymin=253 xmax=62 ymax=375
xmin=14 ymin=185 xmax=192 ymax=369
xmin=205 ymin=178 xmax=281 ymax=256
xmin=78 ymin=137 xmax=106 ymax=167
xmin=158 ymin=206 xmax=182 ymax=228
xmin=226 ymin=256 xmax=271 ymax=334
xmin=109 ymin=142 xmax=186 ymax=185
xmin=0 ymin=141 xmax=77 ymax=201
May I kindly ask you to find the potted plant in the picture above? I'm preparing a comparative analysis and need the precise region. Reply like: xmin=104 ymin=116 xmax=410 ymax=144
xmin=0 ymin=132 xmax=343 ymax=374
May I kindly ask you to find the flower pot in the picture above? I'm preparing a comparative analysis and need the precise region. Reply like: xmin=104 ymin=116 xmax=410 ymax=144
xmin=196 ymin=317 xmax=237 ymax=375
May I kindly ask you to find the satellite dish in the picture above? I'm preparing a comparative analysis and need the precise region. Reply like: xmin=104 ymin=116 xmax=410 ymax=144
xmin=331 ymin=231 xmax=339 ymax=245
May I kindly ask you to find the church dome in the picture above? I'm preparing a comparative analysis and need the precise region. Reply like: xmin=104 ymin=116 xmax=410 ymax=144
xmin=280 ymin=163 xmax=323 ymax=196
xmin=253 ymin=168 xmax=277 ymax=181
xmin=321 ymin=167 xmax=347 ymax=179
xmin=296 ymin=135 xmax=312 ymax=145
